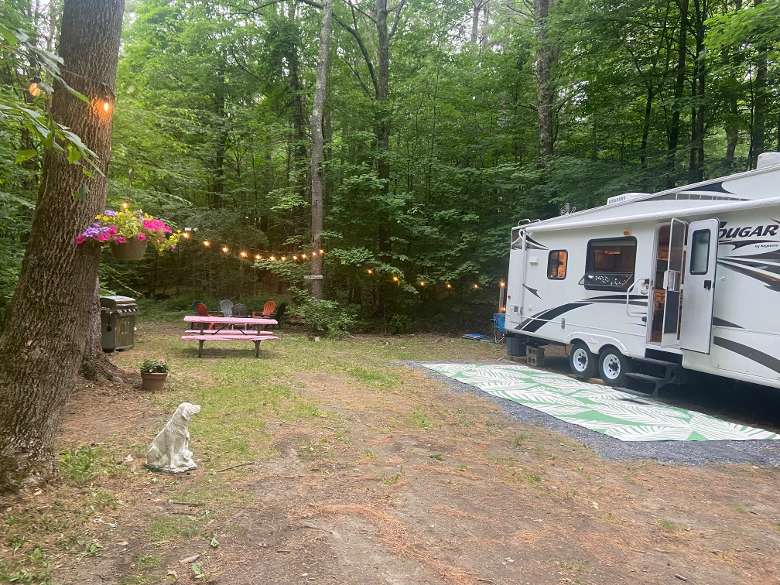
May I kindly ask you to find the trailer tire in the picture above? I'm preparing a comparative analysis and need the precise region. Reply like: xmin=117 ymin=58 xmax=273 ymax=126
xmin=598 ymin=346 xmax=632 ymax=387
xmin=569 ymin=341 xmax=597 ymax=379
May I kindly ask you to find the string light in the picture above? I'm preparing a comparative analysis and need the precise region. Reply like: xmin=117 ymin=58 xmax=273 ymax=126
xmin=281 ymin=256 xmax=287 ymax=261
xmin=255 ymin=254 xmax=261 ymax=260
xmin=499 ymin=281 xmax=506 ymax=288
xmin=203 ymin=240 xmax=210 ymax=247
xmin=292 ymin=255 xmax=298 ymax=261
xmin=392 ymin=276 xmax=400 ymax=283
xmin=181 ymin=232 xmax=191 ymax=239
xmin=302 ymin=253 xmax=308 ymax=259
xmin=419 ymin=281 xmax=426 ymax=287
xmin=269 ymin=255 xmax=276 ymax=261
xmin=367 ymin=268 xmax=374 ymax=275
xmin=122 ymin=202 xmax=129 ymax=210
xmin=319 ymin=249 xmax=324 ymax=254
xmin=221 ymin=245 xmax=229 ymax=253
xmin=240 ymin=251 xmax=247 ymax=258
xmin=28 ymin=75 xmax=42 ymax=97
xmin=446 ymin=283 xmax=452 ymax=289
xmin=311 ymin=251 xmax=318 ymax=257
xmin=473 ymin=283 xmax=480 ymax=289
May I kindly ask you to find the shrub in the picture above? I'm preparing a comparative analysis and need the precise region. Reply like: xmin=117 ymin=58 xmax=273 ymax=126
xmin=140 ymin=358 xmax=169 ymax=374
xmin=292 ymin=298 xmax=357 ymax=338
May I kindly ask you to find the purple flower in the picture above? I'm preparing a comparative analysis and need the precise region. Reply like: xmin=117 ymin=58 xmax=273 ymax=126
xmin=103 ymin=209 xmax=117 ymax=217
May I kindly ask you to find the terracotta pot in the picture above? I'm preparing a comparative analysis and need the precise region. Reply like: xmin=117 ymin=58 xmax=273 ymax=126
xmin=141 ymin=371 xmax=168 ymax=391
xmin=111 ymin=237 xmax=148 ymax=261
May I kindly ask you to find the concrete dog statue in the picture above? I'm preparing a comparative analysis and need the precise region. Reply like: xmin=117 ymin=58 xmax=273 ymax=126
xmin=146 ymin=402 xmax=201 ymax=473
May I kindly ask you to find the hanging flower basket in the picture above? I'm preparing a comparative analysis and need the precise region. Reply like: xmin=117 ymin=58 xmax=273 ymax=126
xmin=75 ymin=207 xmax=180 ymax=260
xmin=110 ymin=236 xmax=148 ymax=261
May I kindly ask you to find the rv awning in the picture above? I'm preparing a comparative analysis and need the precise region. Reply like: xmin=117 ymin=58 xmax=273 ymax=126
xmin=524 ymin=195 xmax=780 ymax=234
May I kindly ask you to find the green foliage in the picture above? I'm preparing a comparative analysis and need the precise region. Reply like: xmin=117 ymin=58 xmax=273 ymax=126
xmin=59 ymin=446 xmax=105 ymax=485
xmin=291 ymin=298 xmax=357 ymax=338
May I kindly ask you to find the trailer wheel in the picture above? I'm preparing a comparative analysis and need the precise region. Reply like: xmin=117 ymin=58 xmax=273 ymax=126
xmin=598 ymin=346 xmax=632 ymax=387
xmin=569 ymin=341 xmax=597 ymax=379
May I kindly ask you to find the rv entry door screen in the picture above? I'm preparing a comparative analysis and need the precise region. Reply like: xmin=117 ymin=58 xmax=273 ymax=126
xmin=680 ymin=218 xmax=719 ymax=354
xmin=662 ymin=218 xmax=687 ymax=347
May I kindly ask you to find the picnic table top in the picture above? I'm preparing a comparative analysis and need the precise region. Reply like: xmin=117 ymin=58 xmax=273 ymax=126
xmin=184 ymin=315 xmax=278 ymax=325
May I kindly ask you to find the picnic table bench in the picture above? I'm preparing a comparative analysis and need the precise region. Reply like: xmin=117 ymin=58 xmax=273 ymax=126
xmin=182 ymin=315 xmax=279 ymax=357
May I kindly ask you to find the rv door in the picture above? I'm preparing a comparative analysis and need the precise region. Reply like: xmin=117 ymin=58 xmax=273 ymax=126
xmin=679 ymin=219 xmax=719 ymax=354
xmin=661 ymin=218 xmax=687 ymax=347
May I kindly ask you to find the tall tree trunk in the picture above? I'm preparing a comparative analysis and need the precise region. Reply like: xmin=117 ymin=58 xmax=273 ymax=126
xmin=80 ymin=277 xmax=123 ymax=382
xmin=470 ymin=0 xmax=483 ymax=44
xmin=309 ymin=0 xmax=333 ymax=299
xmin=749 ymin=0 xmax=767 ymax=169
xmin=287 ymin=2 xmax=308 ymax=201
xmin=666 ymin=0 xmax=689 ymax=186
xmin=534 ymin=0 xmax=556 ymax=163
xmin=212 ymin=64 xmax=227 ymax=208
xmin=723 ymin=0 xmax=741 ymax=171
xmin=688 ymin=0 xmax=706 ymax=182
xmin=0 ymin=0 xmax=124 ymax=493
xmin=640 ymin=87 xmax=654 ymax=171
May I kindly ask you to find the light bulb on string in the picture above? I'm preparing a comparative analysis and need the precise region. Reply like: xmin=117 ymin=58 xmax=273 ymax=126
xmin=281 ymin=256 xmax=287 ymax=261
xmin=311 ymin=251 xmax=318 ymax=257
xmin=419 ymin=281 xmax=426 ymax=287
xmin=203 ymin=240 xmax=211 ymax=247
xmin=255 ymin=254 xmax=262 ymax=260
xmin=122 ymin=201 xmax=129 ymax=210
xmin=499 ymin=281 xmax=506 ymax=288
xmin=302 ymin=253 xmax=308 ymax=259
xmin=292 ymin=255 xmax=298 ymax=261
xmin=367 ymin=268 xmax=374 ymax=275
xmin=445 ymin=283 xmax=452 ymax=289
xmin=392 ymin=276 xmax=400 ymax=283
xmin=240 ymin=251 xmax=247 ymax=258
xmin=319 ymin=249 xmax=324 ymax=254
xmin=473 ymin=283 xmax=480 ymax=289
xmin=222 ymin=245 xmax=229 ymax=254
xmin=269 ymin=255 xmax=276 ymax=261
xmin=181 ymin=231 xmax=191 ymax=239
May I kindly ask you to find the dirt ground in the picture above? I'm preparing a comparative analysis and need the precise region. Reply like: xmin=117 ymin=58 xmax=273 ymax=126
xmin=2 ymin=322 xmax=780 ymax=585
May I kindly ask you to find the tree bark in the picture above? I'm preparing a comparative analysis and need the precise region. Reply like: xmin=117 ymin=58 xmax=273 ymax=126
xmin=80 ymin=278 xmax=124 ymax=382
xmin=688 ymin=0 xmax=706 ymax=182
xmin=666 ymin=0 xmax=689 ymax=186
xmin=309 ymin=0 xmax=333 ymax=299
xmin=0 ymin=0 xmax=124 ymax=493
xmin=534 ymin=0 xmax=556 ymax=162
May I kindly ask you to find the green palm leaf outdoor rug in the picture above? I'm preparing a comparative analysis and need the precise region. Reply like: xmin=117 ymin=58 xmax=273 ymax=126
xmin=424 ymin=363 xmax=780 ymax=442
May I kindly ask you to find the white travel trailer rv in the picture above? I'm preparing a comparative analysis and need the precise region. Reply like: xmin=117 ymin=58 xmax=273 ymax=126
xmin=505 ymin=152 xmax=780 ymax=393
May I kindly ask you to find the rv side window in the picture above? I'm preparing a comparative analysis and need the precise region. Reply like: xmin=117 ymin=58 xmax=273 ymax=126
xmin=583 ymin=237 xmax=637 ymax=291
xmin=690 ymin=229 xmax=710 ymax=275
xmin=547 ymin=250 xmax=568 ymax=280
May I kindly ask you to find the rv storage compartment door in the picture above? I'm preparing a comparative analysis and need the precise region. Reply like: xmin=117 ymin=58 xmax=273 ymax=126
xmin=661 ymin=218 xmax=687 ymax=347
xmin=679 ymin=219 xmax=719 ymax=354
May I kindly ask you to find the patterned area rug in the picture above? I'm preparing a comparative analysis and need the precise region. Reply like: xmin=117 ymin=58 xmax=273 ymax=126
xmin=424 ymin=363 xmax=780 ymax=442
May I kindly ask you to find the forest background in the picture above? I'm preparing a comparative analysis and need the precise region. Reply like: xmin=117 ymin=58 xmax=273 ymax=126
xmin=2 ymin=0 xmax=778 ymax=332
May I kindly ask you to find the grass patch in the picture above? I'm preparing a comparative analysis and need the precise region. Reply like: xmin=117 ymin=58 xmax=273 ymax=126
xmin=346 ymin=365 xmax=400 ymax=389
xmin=147 ymin=515 xmax=206 ymax=544
xmin=411 ymin=408 xmax=431 ymax=429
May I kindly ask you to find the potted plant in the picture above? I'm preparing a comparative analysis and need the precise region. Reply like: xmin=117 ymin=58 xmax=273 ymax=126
xmin=140 ymin=358 xmax=169 ymax=391
xmin=75 ymin=207 xmax=180 ymax=261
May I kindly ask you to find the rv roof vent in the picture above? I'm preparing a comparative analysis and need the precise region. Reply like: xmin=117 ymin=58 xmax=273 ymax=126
xmin=606 ymin=192 xmax=649 ymax=206
xmin=757 ymin=152 xmax=780 ymax=169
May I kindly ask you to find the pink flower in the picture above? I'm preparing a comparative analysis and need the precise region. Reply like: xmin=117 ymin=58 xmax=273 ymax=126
xmin=96 ymin=232 xmax=110 ymax=242
xmin=114 ymin=235 xmax=127 ymax=244
xmin=136 ymin=233 xmax=147 ymax=241
xmin=75 ymin=234 xmax=87 ymax=245
xmin=107 ymin=224 xmax=118 ymax=235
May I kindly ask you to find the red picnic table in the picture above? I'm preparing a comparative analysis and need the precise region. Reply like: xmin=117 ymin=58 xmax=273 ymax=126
xmin=182 ymin=315 xmax=279 ymax=357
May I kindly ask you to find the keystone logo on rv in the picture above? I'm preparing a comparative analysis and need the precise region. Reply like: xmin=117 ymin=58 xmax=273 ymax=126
xmin=718 ymin=222 xmax=779 ymax=239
